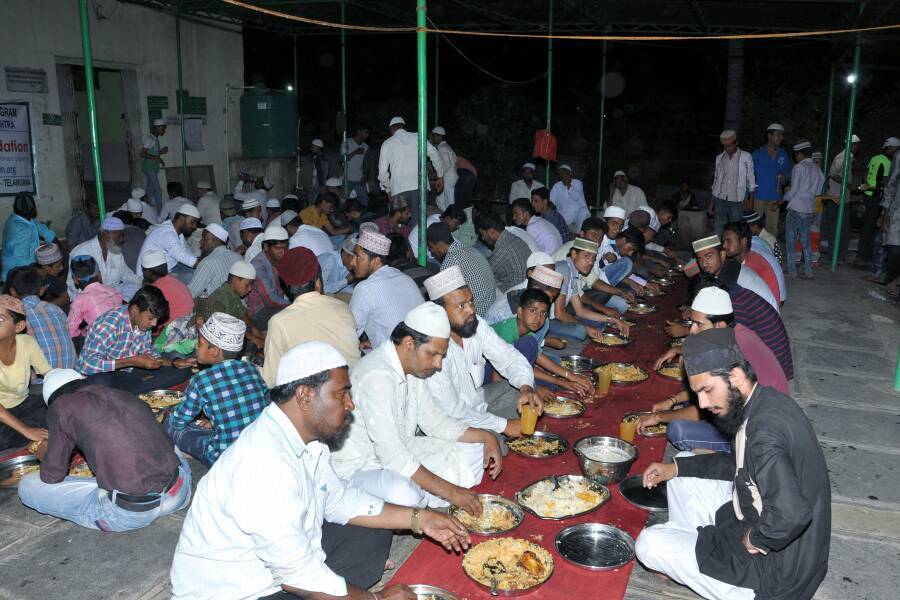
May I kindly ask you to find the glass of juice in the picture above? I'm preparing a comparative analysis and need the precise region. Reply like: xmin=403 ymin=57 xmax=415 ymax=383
xmin=619 ymin=415 xmax=637 ymax=443
xmin=596 ymin=365 xmax=613 ymax=396
xmin=521 ymin=404 xmax=539 ymax=436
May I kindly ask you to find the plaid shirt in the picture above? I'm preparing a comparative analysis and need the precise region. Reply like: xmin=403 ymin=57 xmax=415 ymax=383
xmin=76 ymin=306 xmax=158 ymax=374
xmin=167 ymin=360 xmax=268 ymax=462
xmin=441 ymin=241 xmax=498 ymax=316
xmin=488 ymin=230 xmax=531 ymax=292
xmin=22 ymin=296 xmax=76 ymax=370
xmin=544 ymin=206 xmax=573 ymax=243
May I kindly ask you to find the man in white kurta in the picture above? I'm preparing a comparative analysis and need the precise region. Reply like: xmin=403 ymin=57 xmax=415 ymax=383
xmin=509 ymin=162 xmax=545 ymax=203
xmin=431 ymin=126 xmax=459 ymax=211
xmin=608 ymin=170 xmax=647 ymax=217
xmin=66 ymin=217 xmax=143 ymax=300
xmin=550 ymin=165 xmax=591 ymax=231
xmin=331 ymin=303 xmax=501 ymax=509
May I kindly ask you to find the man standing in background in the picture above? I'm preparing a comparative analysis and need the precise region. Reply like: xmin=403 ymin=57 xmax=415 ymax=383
xmin=140 ymin=119 xmax=169 ymax=214
xmin=824 ymin=134 xmax=860 ymax=264
xmin=856 ymin=137 xmax=899 ymax=267
xmin=751 ymin=123 xmax=791 ymax=236
xmin=711 ymin=130 xmax=756 ymax=236
xmin=341 ymin=125 xmax=370 ymax=206
xmin=431 ymin=126 xmax=458 ymax=211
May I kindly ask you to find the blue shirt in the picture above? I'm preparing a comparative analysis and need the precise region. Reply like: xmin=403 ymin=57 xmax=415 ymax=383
xmin=22 ymin=295 xmax=76 ymax=371
xmin=751 ymin=146 xmax=792 ymax=201
xmin=167 ymin=359 xmax=269 ymax=463
xmin=2 ymin=214 xmax=56 ymax=280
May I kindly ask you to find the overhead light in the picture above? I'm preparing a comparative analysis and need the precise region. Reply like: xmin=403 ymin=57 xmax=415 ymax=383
xmin=846 ymin=73 xmax=857 ymax=84
xmin=286 ymin=84 xmax=294 ymax=92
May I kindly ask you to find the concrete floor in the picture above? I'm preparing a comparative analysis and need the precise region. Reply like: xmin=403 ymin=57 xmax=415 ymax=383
xmin=0 ymin=265 xmax=897 ymax=599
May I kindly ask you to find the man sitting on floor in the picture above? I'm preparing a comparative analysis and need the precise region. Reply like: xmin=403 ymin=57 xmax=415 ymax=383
xmin=138 ymin=203 xmax=201 ymax=284
xmin=635 ymin=328 xmax=830 ymax=600
xmin=5 ymin=266 xmax=76 ymax=370
xmin=170 ymin=341 xmax=470 ymax=600
xmin=331 ymin=302 xmax=502 ymax=510
xmin=209 ymin=261 xmax=265 ymax=349
xmin=76 ymin=286 xmax=193 ymax=394
xmin=141 ymin=250 xmax=194 ymax=326
xmin=187 ymin=224 xmax=242 ymax=299
xmin=248 ymin=225 xmax=291 ymax=330
xmin=693 ymin=234 xmax=779 ymax=313
xmin=19 ymin=368 xmax=192 ymax=532
xmin=423 ymin=266 xmax=542 ymax=442
xmin=164 ymin=313 xmax=267 ymax=467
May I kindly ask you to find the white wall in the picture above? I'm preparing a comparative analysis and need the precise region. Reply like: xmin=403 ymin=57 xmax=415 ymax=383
xmin=0 ymin=0 xmax=243 ymax=235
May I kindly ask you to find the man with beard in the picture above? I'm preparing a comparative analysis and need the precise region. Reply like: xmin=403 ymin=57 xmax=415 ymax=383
xmin=635 ymin=328 xmax=830 ymax=600
xmin=187 ymin=224 xmax=241 ymax=298
xmin=331 ymin=302 xmax=502 ymax=511
xmin=423 ymin=266 xmax=543 ymax=442
xmin=171 ymin=341 xmax=471 ymax=600
xmin=67 ymin=217 xmax=143 ymax=301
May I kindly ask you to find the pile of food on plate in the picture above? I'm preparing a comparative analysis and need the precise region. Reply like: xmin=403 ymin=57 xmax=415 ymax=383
xmin=508 ymin=436 xmax=566 ymax=457
xmin=518 ymin=477 xmax=609 ymax=518
xmin=599 ymin=363 xmax=649 ymax=383
xmin=462 ymin=538 xmax=553 ymax=592
xmin=542 ymin=397 xmax=585 ymax=417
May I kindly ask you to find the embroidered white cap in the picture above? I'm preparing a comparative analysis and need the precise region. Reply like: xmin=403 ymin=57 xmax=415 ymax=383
xmin=199 ymin=312 xmax=246 ymax=352
xmin=531 ymin=265 xmax=563 ymax=289
xmin=357 ymin=229 xmax=391 ymax=256
xmin=424 ymin=265 xmax=467 ymax=300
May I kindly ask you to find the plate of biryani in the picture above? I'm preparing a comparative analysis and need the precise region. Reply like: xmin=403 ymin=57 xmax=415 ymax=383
xmin=593 ymin=332 xmax=631 ymax=347
xmin=508 ymin=431 xmax=569 ymax=458
xmin=516 ymin=475 xmax=610 ymax=520
xmin=139 ymin=390 xmax=185 ymax=410
xmin=407 ymin=585 xmax=459 ymax=600
xmin=628 ymin=302 xmax=657 ymax=315
xmin=622 ymin=412 xmax=667 ymax=437
xmin=596 ymin=363 xmax=649 ymax=385
xmin=542 ymin=397 xmax=586 ymax=419
xmin=657 ymin=362 xmax=685 ymax=381
xmin=462 ymin=537 xmax=554 ymax=595
xmin=449 ymin=495 xmax=524 ymax=535
xmin=639 ymin=287 xmax=667 ymax=298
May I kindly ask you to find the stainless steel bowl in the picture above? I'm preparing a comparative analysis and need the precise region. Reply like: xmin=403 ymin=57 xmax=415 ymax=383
xmin=559 ymin=354 xmax=600 ymax=373
xmin=573 ymin=436 xmax=638 ymax=485
xmin=408 ymin=584 xmax=459 ymax=600
xmin=555 ymin=523 xmax=636 ymax=570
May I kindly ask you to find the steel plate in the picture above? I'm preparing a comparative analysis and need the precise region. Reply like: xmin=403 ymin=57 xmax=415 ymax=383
xmin=516 ymin=475 xmax=610 ymax=520
xmin=543 ymin=396 xmax=586 ymax=419
xmin=408 ymin=584 xmax=459 ymax=600
xmin=627 ymin=302 xmax=657 ymax=315
xmin=449 ymin=494 xmax=524 ymax=535
xmin=507 ymin=431 xmax=569 ymax=459
xmin=622 ymin=412 xmax=667 ymax=438
xmin=555 ymin=523 xmax=635 ymax=570
xmin=618 ymin=474 xmax=668 ymax=512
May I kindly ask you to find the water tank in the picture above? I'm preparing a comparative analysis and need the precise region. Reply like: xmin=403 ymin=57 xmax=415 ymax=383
xmin=240 ymin=87 xmax=297 ymax=158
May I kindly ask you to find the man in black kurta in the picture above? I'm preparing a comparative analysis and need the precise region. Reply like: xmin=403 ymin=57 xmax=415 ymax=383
xmin=635 ymin=328 xmax=830 ymax=600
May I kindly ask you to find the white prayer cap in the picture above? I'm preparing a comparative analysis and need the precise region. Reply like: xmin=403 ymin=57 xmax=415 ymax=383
xmin=359 ymin=222 xmax=379 ymax=234
xmin=766 ymin=123 xmax=784 ymax=132
xmin=883 ymin=136 xmax=900 ymax=148
xmin=126 ymin=198 xmax=144 ymax=213
xmin=424 ymin=265 xmax=467 ymax=300
xmin=263 ymin=225 xmax=289 ymax=242
xmin=200 ymin=312 xmax=246 ymax=352
xmin=341 ymin=234 xmax=359 ymax=255
xmin=197 ymin=181 xmax=212 ymax=189
xmin=558 ymin=164 xmax=572 ymax=173
xmin=101 ymin=216 xmax=124 ymax=231
xmin=793 ymin=139 xmax=812 ymax=151
xmin=325 ymin=177 xmax=342 ymax=187
xmin=531 ymin=265 xmax=563 ymax=289
xmin=283 ymin=193 xmax=299 ymax=200
xmin=239 ymin=217 xmax=263 ymax=231
xmin=276 ymin=340 xmax=348 ymax=386
xmin=851 ymin=134 xmax=861 ymax=143
xmin=404 ymin=301 xmax=450 ymax=338
xmin=692 ymin=234 xmax=721 ymax=253
xmin=349 ymin=189 xmax=358 ymax=199
xmin=177 ymin=203 xmax=201 ymax=219
xmin=522 ymin=162 xmax=536 ymax=171
xmin=432 ymin=126 xmax=446 ymax=136
xmin=357 ymin=229 xmax=391 ymax=256
xmin=526 ymin=251 xmax=555 ymax=269
xmin=266 ymin=198 xmax=281 ymax=209
xmin=241 ymin=198 xmax=261 ymax=210
xmin=389 ymin=116 xmax=406 ymax=127
xmin=719 ymin=129 xmax=737 ymax=141
xmin=613 ymin=170 xmax=626 ymax=178
xmin=280 ymin=210 xmax=299 ymax=226
xmin=203 ymin=223 xmax=227 ymax=243
xmin=229 ymin=260 xmax=256 ymax=280
xmin=603 ymin=206 xmax=626 ymax=220
xmin=311 ymin=138 xmax=324 ymax=148
xmin=152 ymin=118 xmax=166 ymax=127
xmin=141 ymin=250 xmax=167 ymax=269
xmin=42 ymin=368 xmax=86 ymax=404
xmin=692 ymin=287 xmax=733 ymax=316
xmin=131 ymin=187 xmax=146 ymax=199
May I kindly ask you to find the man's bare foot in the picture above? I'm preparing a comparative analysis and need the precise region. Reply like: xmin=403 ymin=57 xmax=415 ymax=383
xmin=384 ymin=559 xmax=395 ymax=571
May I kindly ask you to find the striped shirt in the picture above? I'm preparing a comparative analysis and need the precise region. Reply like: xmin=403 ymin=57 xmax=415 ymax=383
xmin=440 ymin=241 xmax=498 ymax=317
xmin=76 ymin=306 xmax=159 ymax=374
xmin=188 ymin=245 xmax=243 ymax=298
xmin=488 ymin=230 xmax=531 ymax=293
xmin=166 ymin=360 xmax=268 ymax=463
xmin=728 ymin=283 xmax=793 ymax=380
xmin=542 ymin=207 xmax=573 ymax=244
xmin=350 ymin=265 xmax=424 ymax=346
xmin=22 ymin=296 xmax=76 ymax=370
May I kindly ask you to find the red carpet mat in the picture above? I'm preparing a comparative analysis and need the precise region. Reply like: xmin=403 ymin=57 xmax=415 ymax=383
xmin=388 ymin=280 xmax=688 ymax=598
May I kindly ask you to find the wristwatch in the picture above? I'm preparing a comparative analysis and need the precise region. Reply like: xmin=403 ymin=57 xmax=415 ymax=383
xmin=410 ymin=508 xmax=423 ymax=535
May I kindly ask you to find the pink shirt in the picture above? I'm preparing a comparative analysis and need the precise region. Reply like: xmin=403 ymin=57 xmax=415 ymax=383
xmin=734 ymin=323 xmax=788 ymax=394
xmin=68 ymin=282 xmax=124 ymax=337
xmin=151 ymin=275 xmax=195 ymax=326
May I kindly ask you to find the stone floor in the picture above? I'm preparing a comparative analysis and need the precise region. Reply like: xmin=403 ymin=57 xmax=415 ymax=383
xmin=0 ymin=264 xmax=897 ymax=599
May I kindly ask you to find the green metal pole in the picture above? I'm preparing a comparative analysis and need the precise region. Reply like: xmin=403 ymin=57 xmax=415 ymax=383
xmin=894 ymin=347 xmax=900 ymax=391
xmin=831 ymin=32 xmax=862 ymax=271
xmin=79 ymin=0 xmax=106 ymax=219
xmin=434 ymin=32 xmax=439 ymax=124
xmin=341 ymin=0 xmax=349 ymax=198
xmin=821 ymin=64 xmax=835 ymax=194
xmin=545 ymin=0 xmax=554 ymax=187
xmin=595 ymin=39 xmax=608 ymax=209
xmin=416 ymin=0 xmax=428 ymax=266
xmin=176 ymin=13 xmax=189 ymax=192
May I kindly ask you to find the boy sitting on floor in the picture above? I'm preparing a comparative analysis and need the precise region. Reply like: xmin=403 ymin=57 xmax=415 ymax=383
xmin=163 ymin=312 xmax=268 ymax=466
xmin=67 ymin=256 xmax=123 ymax=342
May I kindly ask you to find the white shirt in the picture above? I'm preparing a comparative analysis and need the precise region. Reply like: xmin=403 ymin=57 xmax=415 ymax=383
xmin=139 ymin=220 xmax=198 ymax=271
xmin=713 ymin=149 xmax=757 ymax=202
xmin=141 ymin=201 xmax=161 ymax=225
xmin=408 ymin=213 xmax=442 ymax=260
xmin=436 ymin=141 xmax=458 ymax=186
xmin=549 ymin=179 xmax=591 ymax=230
xmin=377 ymin=129 xmax=445 ymax=195
xmin=504 ymin=226 xmax=541 ymax=254
xmin=350 ymin=266 xmax=424 ymax=347
xmin=610 ymin=185 xmax=647 ymax=217
xmin=159 ymin=197 xmax=190 ymax=222
xmin=288 ymin=224 xmax=334 ymax=256
xmin=197 ymin=192 xmax=222 ymax=226
xmin=526 ymin=215 xmax=563 ymax=255
xmin=509 ymin=179 xmax=544 ymax=203
xmin=331 ymin=341 xmax=469 ymax=480
xmin=171 ymin=403 xmax=383 ymax=600
xmin=427 ymin=316 xmax=534 ymax=433
xmin=66 ymin=236 xmax=143 ymax=299
xmin=340 ymin=138 xmax=369 ymax=182
xmin=738 ymin=264 xmax=780 ymax=313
